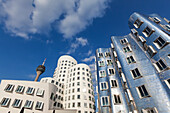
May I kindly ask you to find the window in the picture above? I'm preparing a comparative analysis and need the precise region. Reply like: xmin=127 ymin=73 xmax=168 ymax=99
xmin=4 ymin=84 xmax=14 ymax=92
xmin=153 ymin=36 xmax=167 ymax=49
xmin=24 ymin=100 xmax=33 ymax=108
xmin=100 ymin=82 xmax=108 ymax=90
xmin=120 ymin=38 xmax=128 ymax=45
xmin=36 ymin=88 xmax=44 ymax=96
xmin=110 ymin=80 xmax=118 ymax=88
xmin=142 ymin=107 xmax=158 ymax=113
xmin=15 ymin=85 xmax=24 ymax=93
xmin=101 ymin=96 xmax=109 ymax=106
xmin=51 ymin=80 xmax=54 ymax=83
xmin=12 ymin=99 xmax=22 ymax=108
xmin=136 ymin=85 xmax=150 ymax=98
xmin=98 ymin=53 xmax=103 ymax=57
xmin=72 ymin=95 xmax=75 ymax=100
xmin=162 ymin=24 xmax=170 ymax=31
xmin=142 ymin=26 xmax=154 ymax=37
xmin=105 ymin=52 xmax=110 ymax=57
xmin=0 ymin=98 xmax=10 ymax=107
xmin=147 ymin=45 xmax=157 ymax=57
xmin=134 ymin=18 xmax=143 ymax=28
xmin=98 ymin=61 xmax=105 ymax=67
xmin=113 ymin=95 xmax=121 ymax=104
xmin=123 ymin=46 xmax=132 ymax=53
xmin=77 ymin=95 xmax=80 ymax=99
xmin=126 ymin=56 xmax=136 ymax=64
xmin=77 ymin=102 xmax=81 ymax=107
xmin=165 ymin=79 xmax=170 ymax=88
xmin=99 ymin=70 xmax=106 ymax=77
xmin=26 ymin=87 xmax=34 ymax=95
xmin=72 ymin=103 xmax=75 ymax=107
xmin=106 ymin=60 xmax=112 ymax=65
xmin=130 ymin=68 xmax=142 ymax=79
xmin=35 ymin=101 xmax=44 ymax=110
xmin=150 ymin=17 xmax=161 ymax=23
xmin=84 ymin=103 xmax=87 ymax=108
xmin=50 ymin=93 xmax=54 ymax=100
xmin=154 ymin=59 xmax=168 ymax=72
xmin=108 ymin=68 xmax=114 ymax=75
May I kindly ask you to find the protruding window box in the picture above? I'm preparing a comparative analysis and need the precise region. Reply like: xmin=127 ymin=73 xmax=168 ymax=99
xmin=0 ymin=98 xmax=11 ymax=107
xmin=138 ymin=36 xmax=146 ymax=44
xmin=113 ymin=51 xmax=117 ymax=60
xmin=101 ymin=96 xmax=110 ymax=107
xmin=131 ymin=28 xmax=138 ymax=37
xmin=100 ymin=82 xmax=108 ymax=91
xmin=127 ymin=89 xmax=133 ymax=101
xmin=136 ymin=85 xmax=150 ymax=98
xmin=142 ymin=26 xmax=155 ymax=37
xmin=35 ymin=101 xmax=44 ymax=110
xmin=99 ymin=70 xmax=106 ymax=78
xmin=15 ymin=85 xmax=25 ymax=94
xmin=36 ymin=88 xmax=45 ymax=97
xmin=113 ymin=95 xmax=122 ymax=105
xmin=149 ymin=17 xmax=161 ymax=24
xmin=116 ymin=61 xmax=122 ymax=72
xmin=153 ymin=36 xmax=168 ymax=49
xmin=165 ymin=79 xmax=170 ymax=89
xmin=126 ymin=56 xmax=136 ymax=64
xmin=12 ymin=99 xmax=22 ymax=108
xmin=142 ymin=107 xmax=158 ymax=113
xmin=120 ymin=38 xmax=129 ymax=45
xmin=24 ymin=100 xmax=33 ymax=109
xmin=147 ymin=45 xmax=157 ymax=57
xmin=154 ymin=59 xmax=169 ymax=72
xmin=121 ymin=73 xmax=126 ymax=83
xmin=143 ymin=43 xmax=148 ymax=51
xmin=110 ymin=80 xmax=118 ymax=88
xmin=134 ymin=18 xmax=143 ymax=28
xmin=108 ymin=68 xmax=115 ymax=75
xmin=111 ymin=43 xmax=114 ymax=49
xmin=26 ymin=87 xmax=35 ymax=95
xmin=4 ymin=84 xmax=14 ymax=92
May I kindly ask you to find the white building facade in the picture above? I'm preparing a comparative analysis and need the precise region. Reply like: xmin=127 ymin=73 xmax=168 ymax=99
xmin=0 ymin=55 xmax=95 ymax=113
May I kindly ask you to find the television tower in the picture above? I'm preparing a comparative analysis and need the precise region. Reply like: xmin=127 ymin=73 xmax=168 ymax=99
xmin=34 ymin=58 xmax=46 ymax=82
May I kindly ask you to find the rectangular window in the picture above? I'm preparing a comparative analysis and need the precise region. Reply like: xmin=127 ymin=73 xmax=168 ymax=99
xmin=36 ymin=88 xmax=44 ymax=96
xmin=0 ymin=98 xmax=10 ymax=107
xmin=142 ymin=107 xmax=158 ymax=113
xmin=15 ymin=85 xmax=25 ymax=93
xmin=98 ymin=61 xmax=105 ymax=67
xmin=126 ymin=56 xmax=136 ymax=64
xmin=105 ymin=52 xmax=110 ymax=57
xmin=99 ymin=70 xmax=106 ymax=77
xmin=4 ymin=84 xmax=14 ymax=92
xmin=113 ymin=95 xmax=121 ymax=104
xmin=154 ymin=59 xmax=168 ymax=72
xmin=101 ymin=96 xmax=109 ymax=106
xmin=134 ymin=18 xmax=143 ymax=28
xmin=149 ymin=17 xmax=161 ymax=23
xmin=24 ymin=100 xmax=33 ymax=108
xmin=108 ymin=68 xmax=115 ymax=75
xmin=98 ymin=53 xmax=103 ymax=57
xmin=12 ymin=99 xmax=22 ymax=108
xmin=147 ymin=45 xmax=157 ymax=57
xmin=123 ymin=46 xmax=132 ymax=53
xmin=77 ymin=102 xmax=81 ymax=107
xmin=136 ymin=85 xmax=150 ymax=98
xmin=165 ymin=79 xmax=170 ymax=88
xmin=100 ymin=82 xmax=108 ymax=90
xmin=26 ymin=87 xmax=34 ymax=95
xmin=120 ymin=38 xmax=128 ymax=45
xmin=110 ymin=80 xmax=118 ymax=88
xmin=106 ymin=60 xmax=112 ymax=65
xmin=35 ymin=101 xmax=44 ymax=110
xmin=153 ymin=36 xmax=167 ymax=49
xmin=142 ymin=26 xmax=154 ymax=37
xmin=131 ymin=68 xmax=142 ymax=79
xmin=84 ymin=103 xmax=87 ymax=108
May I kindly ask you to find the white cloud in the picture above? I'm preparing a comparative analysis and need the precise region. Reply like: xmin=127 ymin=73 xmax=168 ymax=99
xmin=0 ymin=0 xmax=110 ymax=39
xmin=87 ymin=50 xmax=92 ymax=56
xmin=82 ymin=55 xmax=95 ymax=62
xmin=28 ymin=74 xmax=36 ymax=79
xmin=67 ymin=37 xmax=88 ymax=54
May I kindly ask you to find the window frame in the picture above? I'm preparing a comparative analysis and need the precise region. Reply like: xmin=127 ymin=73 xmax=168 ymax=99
xmin=110 ymin=79 xmax=118 ymax=88
xmin=0 ymin=98 xmax=11 ymax=107
xmin=101 ymin=96 xmax=110 ymax=106
xmin=154 ymin=59 xmax=168 ymax=72
xmin=130 ymin=68 xmax=142 ymax=79
xmin=120 ymin=38 xmax=128 ymax=45
xmin=123 ymin=46 xmax=132 ymax=53
xmin=153 ymin=36 xmax=168 ymax=49
xmin=36 ymin=88 xmax=44 ymax=97
xmin=134 ymin=18 xmax=143 ymax=28
xmin=26 ymin=87 xmax=35 ymax=95
xmin=24 ymin=100 xmax=34 ymax=109
xmin=100 ymin=82 xmax=108 ymax=91
xmin=136 ymin=85 xmax=150 ymax=98
xmin=107 ymin=68 xmax=115 ymax=75
xmin=4 ymin=84 xmax=14 ymax=92
xmin=164 ymin=79 xmax=170 ymax=89
xmin=99 ymin=70 xmax=106 ymax=78
xmin=12 ymin=99 xmax=22 ymax=108
xmin=35 ymin=101 xmax=44 ymax=110
xmin=142 ymin=26 xmax=155 ymax=37
xmin=98 ymin=61 xmax=105 ymax=67
xmin=126 ymin=56 xmax=136 ymax=64
xmin=113 ymin=95 xmax=122 ymax=105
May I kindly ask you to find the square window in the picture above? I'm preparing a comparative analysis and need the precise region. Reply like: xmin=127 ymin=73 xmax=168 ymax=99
xmin=24 ymin=100 xmax=33 ymax=109
xmin=153 ymin=36 xmax=167 ymax=49
xmin=136 ymin=85 xmax=150 ymax=98
xmin=99 ymin=70 xmax=106 ymax=77
xmin=12 ymin=99 xmax=22 ymax=108
xmin=98 ymin=61 xmax=105 ymax=67
xmin=126 ymin=56 xmax=136 ymax=64
xmin=1 ymin=98 xmax=10 ymax=107
xmin=36 ymin=88 xmax=44 ymax=96
xmin=120 ymin=38 xmax=128 ymax=45
xmin=105 ymin=52 xmax=110 ymax=57
xmin=35 ymin=101 xmax=44 ymax=110
xmin=15 ymin=85 xmax=25 ymax=93
xmin=134 ymin=18 xmax=143 ymax=28
xmin=108 ymin=68 xmax=115 ymax=75
xmin=4 ymin=84 xmax=14 ymax=92
xmin=106 ymin=60 xmax=112 ymax=65
xmin=142 ymin=26 xmax=154 ymax=37
xmin=98 ymin=53 xmax=103 ymax=57
xmin=26 ymin=87 xmax=34 ymax=95
xmin=123 ymin=46 xmax=132 ymax=53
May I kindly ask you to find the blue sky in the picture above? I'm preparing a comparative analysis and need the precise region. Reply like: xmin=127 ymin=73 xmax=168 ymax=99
xmin=0 ymin=0 xmax=170 ymax=84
